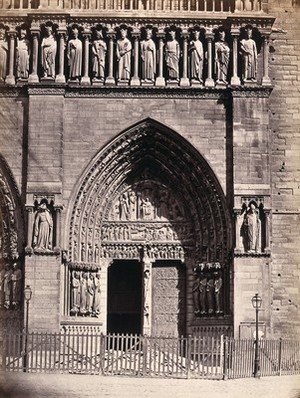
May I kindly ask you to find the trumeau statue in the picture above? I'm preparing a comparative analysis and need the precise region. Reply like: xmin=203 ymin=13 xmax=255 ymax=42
xmin=67 ymin=26 xmax=82 ymax=81
xmin=165 ymin=26 xmax=180 ymax=81
xmin=140 ymin=26 xmax=156 ymax=83
xmin=16 ymin=28 xmax=31 ymax=80
xmin=116 ymin=25 xmax=132 ymax=81
xmin=189 ymin=27 xmax=203 ymax=83
xmin=240 ymin=25 xmax=258 ymax=82
xmin=0 ymin=27 xmax=8 ymax=82
xmin=215 ymin=28 xmax=230 ymax=85
xmin=242 ymin=202 xmax=261 ymax=253
xmin=92 ymin=28 xmax=107 ymax=81
xmin=33 ymin=202 xmax=53 ymax=251
xmin=41 ymin=25 xmax=57 ymax=79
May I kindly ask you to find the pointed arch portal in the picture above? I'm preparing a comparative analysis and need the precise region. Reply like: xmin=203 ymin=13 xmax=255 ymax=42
xmin=67 ymin=119 xmax=233 ymax=336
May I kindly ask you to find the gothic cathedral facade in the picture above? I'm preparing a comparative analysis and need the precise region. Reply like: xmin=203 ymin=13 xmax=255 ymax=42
xmin=0 ymin=0 xmax=299 ymax=339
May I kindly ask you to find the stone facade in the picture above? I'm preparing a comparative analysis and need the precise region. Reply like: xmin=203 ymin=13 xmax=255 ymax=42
xmin=0 ymin=0 xmax=299 ymax=339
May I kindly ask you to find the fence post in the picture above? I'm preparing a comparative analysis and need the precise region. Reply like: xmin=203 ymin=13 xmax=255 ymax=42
xmin=0 ymin=335 xmax=5 ymax=371
xmin=186 ymin=334 xmax=192 ymax=379
xmin=99 ymin=333 xmax=104 ymax=375
xmin=278 ymin=338 xmax=282 ymax=376
xmin=143 ymin=335 xmax=147 ymax=375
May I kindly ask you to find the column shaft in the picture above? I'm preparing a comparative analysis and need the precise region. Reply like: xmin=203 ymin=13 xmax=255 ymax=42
xmin=180 ymin=34 xmax=189 ymax=86
xmin=230 ymin=35 xmax=241 ymax=86
xmin=56 ymin=32 xmax=66 ymax=83
xmin=105 ymin=34 xmax=115 ymax=85
xmin=131 ymin=34 xmax=140 ymax=86
xmin=81 ymin=33 xmax=91 ymax=85
xmin=205 ymin=35 xmax=214 ymax=87
xmin=262 ymin=36 xmax=271 ymax=86
xmin=5 ymin=31 xmax=16 ymax=85
xmin=29 ymin=32 xmax=40 ymax=83
xmin=155 ymin=35 xmax=165 ymax=86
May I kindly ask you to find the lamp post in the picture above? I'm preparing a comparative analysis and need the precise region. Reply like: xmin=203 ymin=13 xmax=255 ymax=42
xmin=251 ymin=293 xmax=262 ymax=378
xmin=23 ymin=285 xmax=32 ymax=372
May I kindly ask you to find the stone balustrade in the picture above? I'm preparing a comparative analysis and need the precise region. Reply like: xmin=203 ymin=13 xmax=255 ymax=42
xmin=0 ymin=0 xmax=264 ymax=12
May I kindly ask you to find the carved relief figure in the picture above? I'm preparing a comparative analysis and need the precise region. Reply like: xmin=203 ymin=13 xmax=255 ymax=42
xmin=206 ymin=274 xmax=214 ymax=315
xmin=67 ymin=27 xmax=82 ymax=81
xmin=199 ymin=273 xmax=207 ymax=315
xmin=3 ymin=265 xmax=13 ymax=309
xmin=71 ymin=270 xmax=81 ymax=315
xmin=141 ymin=26 xmax=156 ymax=82
xmin=80 ymin=272 xmax=88 ymax=314
xmin=92 ymin=28 xmax=107 ymax=81
xmin=192 ymin=271 xmax=201 ymax=315
xmin=243 ymin=202 xmax=261 ymax=253
xmin=16 ymin=28 xmax=30 ymax=80
xmin=215 ymin=28 xmax=230 ymax=84
xmin=93 ymin=271 xmax=101 ymax=316
xmin=11 ymin=262 xmax=22 ymax=308
xmin=33 ymin=202 xmax=53 ymax=251
xmin=189 ymin=28 xmax=203 ymax=83
xmin=214 ymin=271 xmax=223 ymax=314
xmin=0 ymin=267 xmax=5 ymax=307
xmin=165 ymin=27 xmax=180 ymax=81
xmin=86 ymin=273 xmax=95 ymax=314
xmin=41 ymin=25 xmax=57 ymax=79
xmin=240 ymin=25 xmax=257 ymax=82
xmin=140 ymin=196 xmax=154 ymax=220
xmin=116 ymin=26 xmax=132 ymax=81
xmin=0 ymin=27 xmax=8 ymax=81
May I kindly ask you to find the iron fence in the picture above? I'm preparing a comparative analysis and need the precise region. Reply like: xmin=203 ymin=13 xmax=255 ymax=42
xmin=1 ymin=332 xmax=300 ymax=379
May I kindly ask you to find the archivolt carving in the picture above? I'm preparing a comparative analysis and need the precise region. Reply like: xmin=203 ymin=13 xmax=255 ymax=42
xmin=68 ymin=118 xmax=231 ymax=265
xmin=0 ymin=156 xmax=24 ymax=261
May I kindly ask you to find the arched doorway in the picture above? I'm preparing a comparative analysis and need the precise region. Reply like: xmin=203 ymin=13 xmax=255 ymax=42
xmin=66 ymin=118 xmax=232 ymax=336
xmin=0 ymin=155 xmax=25 ymax=334
xmin=107 ymin=260 xmax=142 ymax=335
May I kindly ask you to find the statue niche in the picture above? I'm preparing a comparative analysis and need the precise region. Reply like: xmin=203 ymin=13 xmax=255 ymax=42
xmin=32 ymin=199 xmax=54 ymax=252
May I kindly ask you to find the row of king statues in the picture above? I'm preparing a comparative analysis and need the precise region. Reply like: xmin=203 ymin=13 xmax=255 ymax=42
xmin=0 ymin=23 xmax=260 ymax=85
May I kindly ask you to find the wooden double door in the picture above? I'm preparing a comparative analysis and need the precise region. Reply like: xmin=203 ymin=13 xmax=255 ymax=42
xmin=107 ymin=259 xmax=186 ymax=337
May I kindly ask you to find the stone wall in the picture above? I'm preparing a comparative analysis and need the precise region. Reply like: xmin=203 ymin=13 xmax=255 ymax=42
xmin=268 ymin=0 xmax=300 ymax=338
xmin=0 ymin=0 xmax=299 ymax=337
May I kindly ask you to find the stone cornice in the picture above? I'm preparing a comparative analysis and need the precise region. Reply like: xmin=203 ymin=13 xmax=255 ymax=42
xmin=0 ymin=13 xmax=276 ymax=31
xmin=23 ymin=84 xmax=273 ymax=99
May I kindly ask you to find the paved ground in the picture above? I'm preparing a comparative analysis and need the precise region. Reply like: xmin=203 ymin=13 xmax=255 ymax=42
xmin=0 ymin=372 xmax=300 ymax=398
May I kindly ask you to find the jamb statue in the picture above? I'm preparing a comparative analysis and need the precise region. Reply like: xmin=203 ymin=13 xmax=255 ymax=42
xmin=214 ymin=28 xmax=230 ymax=85
xmin=240 ymin=25 xmax=257 ymax=82
xmin=92 ymin=28 xmax=107 ymax=82
xmin=16 ymin=28 xmax=31 ymax=80
xmin=189 ymin=28 xmax=203 ymax=84
xmin=140 ymin=26 xmax=156 ymax=83
xmin=116 ymin=26 xmax=132 ymax=82
xmin=41 ymin=25 xmax=57 ymax=79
